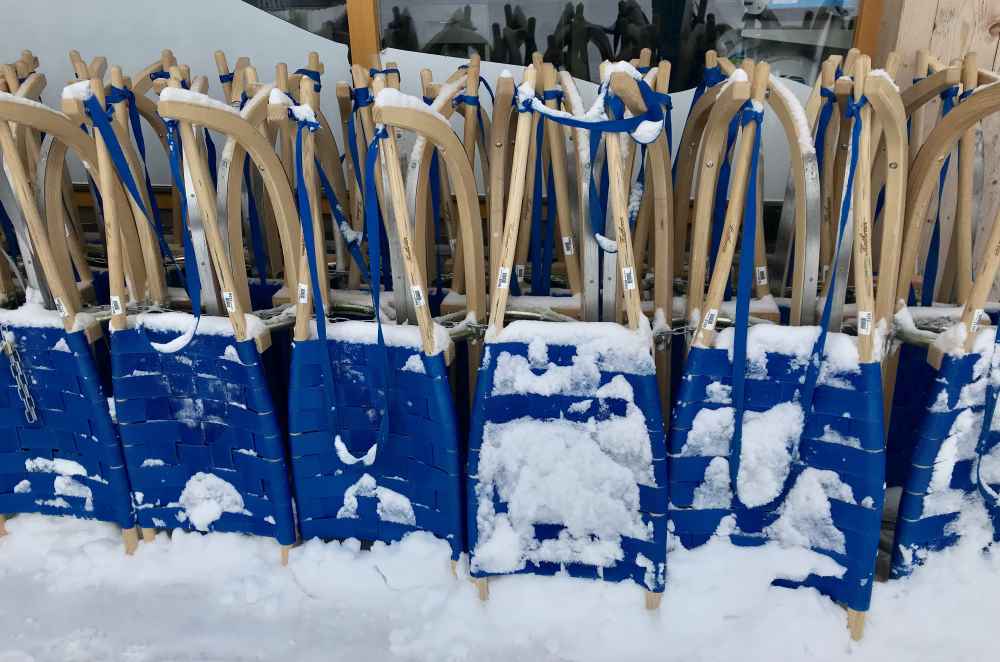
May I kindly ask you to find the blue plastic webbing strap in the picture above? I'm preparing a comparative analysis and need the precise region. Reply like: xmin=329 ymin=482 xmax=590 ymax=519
xmin=0 ymin=201 xmax=17 ymax=257
xmin=921 ymin=85 xmax=960 ymax=306
xmin=369 ymin=67 xmax=400 ymax=79
xmin=163 ymin=119 xmax=202 ymax=318
xmin=149 ymin=71 xmax=169 ymax=81
xmin=528 ymin=115 xmax=553 ymax=295
xmin=242 ymin=156 xmax=269 ymax=285
xmin=457 ymin=64 xmax=496 ymax=106
xmin=800 ymin=96 xmax=869 ymax=413
xmin=346 ymin=86 xmax=373 ymax=191
xmin=727 ymin=104 xmax=764 ymax=494
xmin=106 ymin=86 xmax=165 ymax=238
xmin=83 ymin=95 xmax=179 ymax=272
xmin=293 ymin=115 xmax=344 ymax=437
xmin=813 ymin=87 xmax=837 ymax=176
xmin=219 ymin=71 xmax=234 ymax=84
xmin=315 ymin=155 xmax=368 ymax=275
xmin=649 ymin=90 xmax=674 ymax=156
xmin=362 ymin=126 xmax=392 ymax=448
xmin=294 ymin=68 xmax=322 ymax=92
xmin=204 ymin=128 xmax=218 ymax=187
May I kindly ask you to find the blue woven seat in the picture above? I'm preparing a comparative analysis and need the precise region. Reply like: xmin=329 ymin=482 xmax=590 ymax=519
xmin=668 ymin=337 xmax=884 ymax=611
xmin=0 ymin=316 xmax=133 ymax=530
xmin=890 ymin=336 xmax=1000 ymax=576
xmin=111 ymin=317 xmax=295 ymax=544
xmin=467 ymin=322 xmax=668 ymax=593
xmin=288 ymin=322 xmax=465 ymax=558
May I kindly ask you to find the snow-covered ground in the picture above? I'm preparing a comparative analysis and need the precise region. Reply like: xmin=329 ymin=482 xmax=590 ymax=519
xmin=0 ymin=514 xmax=995 ymax=662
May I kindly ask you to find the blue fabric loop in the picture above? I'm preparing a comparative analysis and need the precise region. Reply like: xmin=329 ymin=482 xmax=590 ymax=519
xmin=294 ymin=68 xmax=322 ymax=91
xmin=83 ymin=95 xmax=182 ymax=283
xmin=148 ymin=71 xmax=169 ymax=81
xmin=218 ymin=71 xmax=234 ymax=84
xmin=242 ymin=156 xmax=269 ymax=285
xmin=456 ymin=64 xmax=496 ymax=105
xmin=315 ymin=156 xmax=368 ymax=275
xmin=369 ymin=67 xmax=400 ymax=79
xmin=163 ymin=119 xmax=202 ymax=320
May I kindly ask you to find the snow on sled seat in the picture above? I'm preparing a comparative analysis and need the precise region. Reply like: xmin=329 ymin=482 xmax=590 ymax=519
xmin=102 ymin=80 xmax=302 ymax=548
xmin=287 ymin=71 xmax=477 ymax=559
xmin=467 ymin=64 xmax=668 ymax=601
xmin=111 ymin=314 xmax=294 ymax=544
xmin=467 ymin=321 xmax=667 ymax=591
xmin=890 ymin=325 xmax=1000 ymax=576
xmin=0 ymin=306 xmax=134 ymax=531
xmin=668 ymin=60 xmax=886 ymax=624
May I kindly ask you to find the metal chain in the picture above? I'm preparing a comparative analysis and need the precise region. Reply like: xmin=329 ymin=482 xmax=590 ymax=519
xmin=1 ymin=322 xmax=37 ymax=423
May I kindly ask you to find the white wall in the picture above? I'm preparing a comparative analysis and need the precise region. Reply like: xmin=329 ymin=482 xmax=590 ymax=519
xmin=3 ymin=0 xmax=350 ymax=185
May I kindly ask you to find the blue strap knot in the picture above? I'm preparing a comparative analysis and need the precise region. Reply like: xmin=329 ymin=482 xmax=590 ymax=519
xmin=369 ymin=67 xmax=400 ymax=79
xmin=149 ymin=71 xmax=170 ymax=81
xmin=218 ymin=71 xmax=235 ymax=84
xmin=294 ymin=68 xmax=321 ymax=92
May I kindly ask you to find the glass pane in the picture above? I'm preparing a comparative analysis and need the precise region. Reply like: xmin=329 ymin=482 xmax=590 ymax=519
xmin=665 ymin=0 xmax=859 ymax=88
xmin=240 ymin=0 xmax=350 ymax=48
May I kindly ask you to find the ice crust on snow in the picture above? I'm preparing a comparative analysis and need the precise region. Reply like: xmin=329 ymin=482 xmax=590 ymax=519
xmin=174 ymin=472 xmax=251 ymax=531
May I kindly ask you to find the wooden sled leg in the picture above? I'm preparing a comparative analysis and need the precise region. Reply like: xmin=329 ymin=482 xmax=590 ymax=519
xmin=645 ymin=590 xmax=663 ymax=610
xmin=122 ymin=527 xmax=139 ymax=555
xmin=141 ymin=527 xmax=156 ymax=543
xmin=281 ymin=544 xmax=291 ymax=567
xmin=450 ymin=559 xmax=458 ymax=579
xmin=847 ymin=608 xmax=865 ymax=641
xmin=475 ymin=577 xmax=489 ymax=601
xmin=0 ymin=513 xmax=7 ymax=537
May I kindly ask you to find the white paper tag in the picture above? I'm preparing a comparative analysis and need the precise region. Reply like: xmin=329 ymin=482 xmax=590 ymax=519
xmin=110 ymin=296 xmax=123 ymax=316
xmin=562 ymin=235 xmax=575 ymax=256
xmin=702 ymin=308 xmax=718 ymax=331
xmin=54 ymin=298 xmax=67 ymax=319
xmin=622 ymin=267 xmax=637 ymax=290
xmin=449 ymin=239 xmax=457 ymax=254
xmin=858 ymin=310 xmax=873 ymax=336
xmin=971 ymin=308 xmax=986 ymax=332
xmin=515 ymin=264 xmax=525 ymax=281
xmin=297 ymin=282 xmax=309 ymax=304
xmin=755 ymin=266 xmax=768 ymax=286
xmin=410 ymin=285 xmax=425 ymax=308
xmin=496 ymin=267 xmax=511 ymax=290
xmin=223 ymin=291 xmax=235 ymax=313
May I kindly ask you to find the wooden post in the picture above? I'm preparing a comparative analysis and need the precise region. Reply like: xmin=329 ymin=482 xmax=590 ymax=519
xmin=347 ymin=0 xmax=380 ymax=68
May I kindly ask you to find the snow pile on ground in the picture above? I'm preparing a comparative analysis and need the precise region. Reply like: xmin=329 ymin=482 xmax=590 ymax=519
xmin=2 ymin=514 xmax=999 ymax=661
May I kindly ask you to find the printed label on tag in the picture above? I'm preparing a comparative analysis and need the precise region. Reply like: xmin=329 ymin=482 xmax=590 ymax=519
xmin=702 ymin=308 xmax=718 ymax=331
xmin=622 ymin=267 xmax=637 ymax=290
xmin=110 ymin=296 xmax=123 ymax=316
xmin=496 ymin=267 xmax=511 ymax=290
xmin=410 ymin=285 xmax=425 ymax=308
xmin=297 ymin=283 xmax=309 ymax=304
xmin=562 ymin=235 xmax=575 ymax=256
xmin=223 ymin=291 xmax=235 ymax=313
xmin=515 ymin=265 xmax=525 ymax=281
xmin=54 ymin=298 xmax=67 ymax=319
xmin=449 ymin=239 xmax=456 ymax=254
xmin=971 ymin=308 xmax=986 ymax=332
xmin=755 ymin=266 xmax=768 ymax=286
xmin=858 ymin=310 xmax=873 ymax=336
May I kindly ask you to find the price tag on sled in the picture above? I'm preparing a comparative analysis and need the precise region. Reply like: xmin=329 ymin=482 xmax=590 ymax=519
xmin=702 ymin=308 xmax=718 ymax=331
xmin=857 ymin=310 xmax=873 ymax=336
xmin=223 ymin=291 xmax=235 ymax=313
xmin=622 ymin=267 xmax=637 ymax=290
xmin=411 ymin=285 xmax=425 ymax=308
xmin=562 ymin=236 xmax=575 ymax=256
xmin=110 ymin=296 xmax=123 ymax=316
xmin=54 ymin=297 xmax=68 ymax=319
xmin=297 ymin=283 xmax=309 ymax=304
xmin=496 ymin=267 xmax=511 ymax=290
xmin=971 ymin=308 xmax=986 ymax=333
xmin=755 ymin=266 xmax=768 ymax=286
